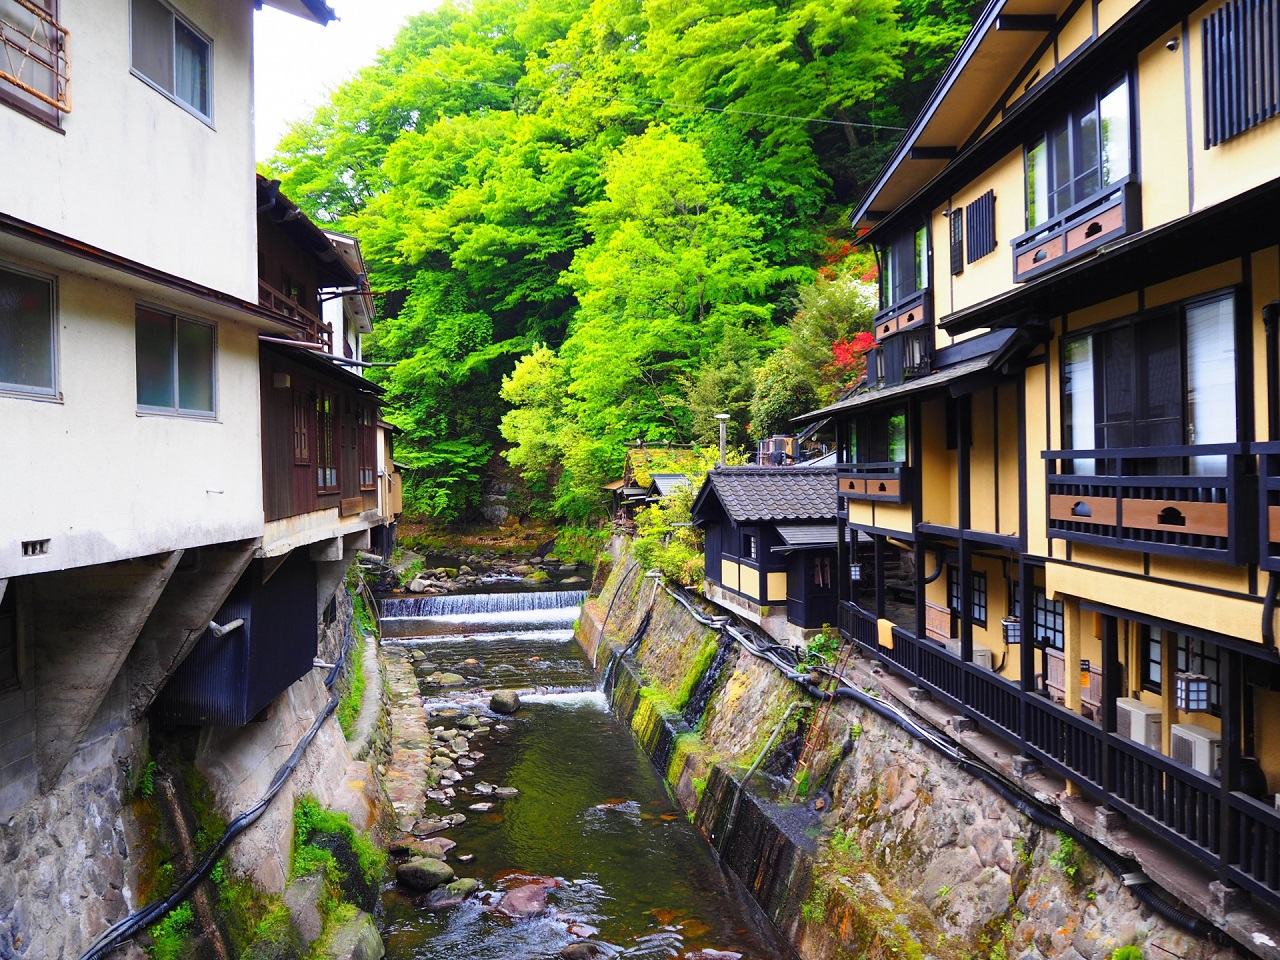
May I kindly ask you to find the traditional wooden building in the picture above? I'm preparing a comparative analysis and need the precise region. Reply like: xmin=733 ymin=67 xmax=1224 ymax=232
xmin=796 ymin=0 xmax=1280 ymax=931
xmin=692 ymin=467 xmax=838 ymax=643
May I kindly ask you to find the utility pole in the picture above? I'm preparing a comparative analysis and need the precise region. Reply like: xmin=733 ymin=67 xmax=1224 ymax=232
xmin=715 ymin=413 xmax=731 ymax=467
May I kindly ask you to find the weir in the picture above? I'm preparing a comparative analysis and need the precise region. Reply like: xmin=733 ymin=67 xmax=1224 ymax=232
xmin=381 ymin=589 xmax=587 ymax=618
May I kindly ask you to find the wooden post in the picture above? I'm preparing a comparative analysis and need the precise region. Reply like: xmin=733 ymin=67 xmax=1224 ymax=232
xmin=1101 ymin=614 xmax=1119 ymax=794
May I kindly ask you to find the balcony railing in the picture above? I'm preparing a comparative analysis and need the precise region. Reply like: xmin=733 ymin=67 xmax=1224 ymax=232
xmin=259 ymin=279 xmax=333 ymax=352
xmin=1043 ymin=444 xmax=1251 ymax=565
xmin=837 ymin=461 xmax=909 ymax=504
xmin=838 ymin=601 xmax=879 ymax=654
xmin=871 ymin=289 xmax=930 ymax=341
xmin=1011 ymin=180 xmax=1140 ymax=283
xmin=1257 ymin=443 xmax=1280 ymax=572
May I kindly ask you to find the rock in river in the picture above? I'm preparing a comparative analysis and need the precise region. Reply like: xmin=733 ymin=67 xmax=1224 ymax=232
xmin=397 ymin=857 xmax=455 ymax=892
xmin=495 ymin=883 xmax=548 ymax=919
xmin=490 ymin=690 xmax=521 ymax=714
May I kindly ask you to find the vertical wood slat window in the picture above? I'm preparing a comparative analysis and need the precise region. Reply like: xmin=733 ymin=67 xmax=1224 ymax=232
xmin=316 ymin=391 xmax=338 ymax=493
xmin=0 ymin=0 xmax=69 ymax=124
xmin=1204 ymin=0 xmax=1280 ymax=146
xmin=358 ymin=408 xmax=376 ymax=490
xmin=965 ymin=191 xmax=997 ymax=263
xmin=949 ymin=210 xmax=964 ymax=276
xmin=292 ymin=389 xmax=310 ymax=465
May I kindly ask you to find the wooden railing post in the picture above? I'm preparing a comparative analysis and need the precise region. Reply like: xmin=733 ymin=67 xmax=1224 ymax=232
xmin=1221 ymin=647 xmax=1242 ymax=882
xmin=1101 ymin=614 xmax=1119 ymax=794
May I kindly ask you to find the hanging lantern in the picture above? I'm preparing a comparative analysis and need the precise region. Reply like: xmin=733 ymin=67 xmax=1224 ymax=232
xmin=1175 ymin=672 xmax=1210 ymax=712
xmin=849 ymin=562 xmax=864 ymax=582
xmin=1002 ymin=617 xmax=1022 ymax=644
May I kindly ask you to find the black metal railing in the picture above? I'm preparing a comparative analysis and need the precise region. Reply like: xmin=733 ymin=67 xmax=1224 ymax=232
xmin=1043 ymin=443 xmax=1251 ymax=565
xmin=963 ymin=664 xmax=1021 ymax=740
xmin=838 ymin=601 xmax=879 ymax=653
xmin=837 ymin=461 xmax=909 ymax=504
xmin=1256 ymin=442 xmax=1280 ymax=572
xmin=1229 ymin=792 xmax=1280 ymax=900
xmin=1110 ymin=735 xmax=1221 ymax=857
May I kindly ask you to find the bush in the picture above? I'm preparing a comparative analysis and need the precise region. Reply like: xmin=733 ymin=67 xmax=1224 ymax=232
xmin=146 ymin=902 xmax=194 ymax=960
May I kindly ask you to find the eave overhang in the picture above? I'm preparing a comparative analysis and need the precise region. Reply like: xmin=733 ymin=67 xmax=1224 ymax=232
xmin=258 ymin=0 xmax=337 ymax=26
xmin=852 ymin=0 xmax=1199 ymax=246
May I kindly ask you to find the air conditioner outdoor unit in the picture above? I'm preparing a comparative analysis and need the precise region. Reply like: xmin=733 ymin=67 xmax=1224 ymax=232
xmin=1115 ymin=697 xmax=1162 ymax=750
xmin=1170 ymin=723 xmax=1222 ymax=776
xmin=943 ymin=638 xmax=993 ymax=669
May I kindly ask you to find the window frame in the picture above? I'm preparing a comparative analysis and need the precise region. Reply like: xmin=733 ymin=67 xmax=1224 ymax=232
xmin=880 ymin=224 xmax=929 ymax=311
xmin=1140 ymin=625 xmax=1163 ymax=695
xmin=1023 ymin=75 xmax=1131 ymax=231
xmin=0 ymin=259 xmax=58 ymax=400
xmin=293 ymin=388 xmax=312 ymax=466
xmin=134 ymin=304 xmax=217 ymax=418
xmin=1031 ymin=586 xmax=1065 ymax=650
xmin=129 ymin=0 xmax=215 ymax=126
xmin=0 ymin=0 xmax=67 ymax=129
xmin=357 ymin=407 xmax=376 ymax=490
xmin=1060 ymin=289 xmax=1239 ymax=465
xmin=852 ymin=405 xmax=908 ymax=464
xmin=742 ymin=532 xmax=758 ymax=563
xmin=316 ymin=389 xmax=339 ymax=494
xmin=1175 ymin=634 xmax=1221 ymax=717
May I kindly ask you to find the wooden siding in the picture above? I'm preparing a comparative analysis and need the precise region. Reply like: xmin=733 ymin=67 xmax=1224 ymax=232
xmin=260 ymin=351 xmax=379 ymax=523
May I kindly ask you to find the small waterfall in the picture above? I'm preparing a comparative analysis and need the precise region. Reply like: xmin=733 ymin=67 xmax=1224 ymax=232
xmin=382 ymin=590 xmax=586 ymax=618
xmin=682 ymin=637 xmax=734 ymax=727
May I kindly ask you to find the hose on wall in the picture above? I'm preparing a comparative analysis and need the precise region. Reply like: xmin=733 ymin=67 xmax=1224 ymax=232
xmin=649 ymin=579 xmax=1225 ymax=943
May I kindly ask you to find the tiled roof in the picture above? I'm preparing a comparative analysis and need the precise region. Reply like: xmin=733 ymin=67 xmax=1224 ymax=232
xmin=696 ymin=467 xmax=836 ymax=523
xmin=649 ymin=473 xmax=691 ymax=496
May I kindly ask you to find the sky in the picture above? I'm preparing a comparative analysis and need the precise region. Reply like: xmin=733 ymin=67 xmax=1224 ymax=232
xmin=253 ymin=0 xmax=436 ymax=162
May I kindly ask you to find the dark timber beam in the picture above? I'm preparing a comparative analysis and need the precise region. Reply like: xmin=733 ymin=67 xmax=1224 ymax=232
xmin=31 ymin=552 xmax=181 ymax=790
xmin=996 ymin=14 xmax=1057 ymax=31
xmin=125 ymin=539 xmax=258 ymax=720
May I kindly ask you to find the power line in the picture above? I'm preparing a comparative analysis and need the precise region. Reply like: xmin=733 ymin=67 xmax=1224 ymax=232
xmin=431 ymin=71 xmax=909 ymax=132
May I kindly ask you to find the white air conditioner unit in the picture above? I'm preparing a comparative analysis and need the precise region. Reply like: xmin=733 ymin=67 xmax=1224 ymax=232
xmin=1115 ymin=697 xmax=1162 ymax=750
xmin=943 ymin=638 xmax=993 ymax=669
xmin=1170 ymin=723 xmax=1222 ymax=776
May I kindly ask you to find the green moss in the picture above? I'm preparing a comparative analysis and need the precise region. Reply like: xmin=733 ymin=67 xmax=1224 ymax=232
xmin=336 ymin=633 xmax=367 ymax=739
xmin=291 ymin=795 xmax=385 ymax=890
xmin=671 ymin=634 xmax=720 ymax=714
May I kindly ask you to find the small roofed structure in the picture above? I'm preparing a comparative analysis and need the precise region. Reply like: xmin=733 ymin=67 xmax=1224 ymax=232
xmin=646 ymin=473 xmax=691 ymax=502
xmin=691 ymin=467 xmax=838 ymax=645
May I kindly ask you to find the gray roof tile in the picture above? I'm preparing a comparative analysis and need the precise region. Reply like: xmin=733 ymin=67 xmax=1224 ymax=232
xmin=697 ymin=467 xmax=836 ymax=523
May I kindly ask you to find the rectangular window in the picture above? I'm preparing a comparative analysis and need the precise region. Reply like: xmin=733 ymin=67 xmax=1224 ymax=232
xmin=1204 ymin=0 xmax=1280 ymax=147
xmin=1063 ymin=293 xmax=1235 ymax=472
xmin=882 ymin=225 xmax=928 ymax=308
xmin=965 ymin=191 xmax=997 ymax=263
xmin=0 ymin=263 xmax=56 ymax=396
xmin=971 ymin=572 xmax=988 ymax=627
xmin=1031 ymin=587 xmax=1065 ymax=650
xmin=0 ymin=583 xmax=18 ymax=692
xmin=135 ymin=307 xmax=215 ymax=415
xmin=358 ymin=408 xmax=376 ymax=490
xmin=813 ymin=556 xmax=833 ymax=589
xmin=854 ymin=406 xmax=907 ymax=463
xmin=947 ymin=565 xmax=961 ymax=613
xmin=293 ymin=389 xmax=311 ymax=465
xmin=1026 ymin=77 xmax=1130 ymax=229
xmin=743 ymin=533 xmax=757 ymax=561
xmin=1175 ymin=634 xmax=1221 ymax=716
xmin=316 ymin=390 xmax=338 ymax=493
xmin=131 ymin=0 xmax=211 ymax=121
xmin=949 ymin=210 xmax=964 ymax=276
xmin=0 ymin=0 xmax=69 ymax=124
xmin=1141 ymin=626 xmax=1162 ymax=694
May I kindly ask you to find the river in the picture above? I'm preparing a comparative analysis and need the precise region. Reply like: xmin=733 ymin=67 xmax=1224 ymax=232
xmin=376 ymin=582 xmax=796 ymax=959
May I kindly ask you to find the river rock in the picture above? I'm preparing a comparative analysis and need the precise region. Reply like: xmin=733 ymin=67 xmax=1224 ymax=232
xmin=320 ymin=910 xmax=385 ymax=960
xmin=510 ymin=564 xmax=534 ymax=575
xmin=474 ymin=782 xmax=496 ymax=795
xmin=495 ymin=883 xmax=549 ymax=919
xmin=559 ymin=944 xmax=608 ymax=959
xmin=407 ymin=579 xmax=428 ymax=594
xmin=391 ymin=837 xmax=455 ymax=859
xmin=438 ymin=673 xmax=467 ymax=686
xmin=410 ymin=819 xmax=451 ymax=837
xmin=450 ymin=736 xmax=470 ymax=752
xmin=283 ymin=874 xmax=325 ymax=947
xmin=561 ymin=576 xmax=587 ymax=585
xmin=491 ymin=690 xmax=521 ymax=714
xmin=469 ymin=802 xmax=494 ymax=812
xmin=493 ymin=786 xmax=519 ymax=797
xmin=397 ymin=857 xmax=455 ymax=891
xmin=458 ymin=715 xmax=481 ymax=730
xmin=457 ymin=757 xmax=475 ymax=768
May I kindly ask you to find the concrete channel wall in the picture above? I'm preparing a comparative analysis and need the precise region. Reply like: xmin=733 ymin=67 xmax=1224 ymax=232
xmin=578 ymin=552 xmax=1244 ymax=960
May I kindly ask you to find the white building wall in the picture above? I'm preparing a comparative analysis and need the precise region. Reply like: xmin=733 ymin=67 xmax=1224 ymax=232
xmin=0 ymin=261 xmax=264 ymax=578
xmin=0 ymin=0 xmax=257 ymax=299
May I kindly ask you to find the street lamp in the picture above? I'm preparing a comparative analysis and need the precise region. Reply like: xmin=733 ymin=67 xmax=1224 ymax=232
xmin=714 ymin=413 xmax=731 ymax=467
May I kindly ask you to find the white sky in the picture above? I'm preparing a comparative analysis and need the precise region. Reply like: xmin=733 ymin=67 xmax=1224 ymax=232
xmin=253 ymin=1 xmax=438 ymax=162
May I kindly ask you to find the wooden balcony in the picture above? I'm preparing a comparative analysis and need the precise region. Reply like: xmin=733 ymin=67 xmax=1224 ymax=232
xmin=1011 ymin=180 xmax=1140 ymax=283
xmin=1043 ymin=444 xmax=1252 ymax=565
xmin=871 ymin=289 xmax=930 ymax=341
xmin=259 ymin=279 xmax=333 ymax=352
xmin=1256 ymin=443 xmax=1280 ymax=573
xmin=837 ymin=462 xmax=909 ymax=504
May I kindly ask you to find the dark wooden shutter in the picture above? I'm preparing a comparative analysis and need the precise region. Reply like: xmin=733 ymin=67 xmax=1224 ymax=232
xmin=965 ymin=191 xmax=997 ymax=263
xmin=1204 ymin=0 xmax=1280 ymax=147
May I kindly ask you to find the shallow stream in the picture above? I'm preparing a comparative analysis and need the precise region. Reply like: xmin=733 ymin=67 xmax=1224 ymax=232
xmin=378 ymin=585 xmax=796 ymax=960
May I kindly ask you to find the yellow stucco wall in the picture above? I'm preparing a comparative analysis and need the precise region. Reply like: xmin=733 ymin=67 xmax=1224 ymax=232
xmin=767 ymin=571 xmax=788 ymax=602
xmin=1137 ymin=37 xmax=1191 ymax=228
xmin=1097 ymin=0 xmax=1141 ymax=35
xmin=720 ymin=559 xmax=740 ymax=592
xmin=1254 ymin=248 xmax=1280 ymax=440
xmin=1057 ymin=2 xmax=1095 ymax=62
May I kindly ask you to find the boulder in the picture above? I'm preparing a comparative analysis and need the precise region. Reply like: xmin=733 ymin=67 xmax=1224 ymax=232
xmin=490 ymin=690 xmax=521 ymax=714
xmin=283 ymin=874 xmax=325 ymax=947
xmin=560 ymin=576 xmax=587 ymax=585
xmin=396 ymin=856 xmax=455 ymax=892
xmin=458 ymin=715 xmax=481 ymax=730
xmin=525 ymin=571 xmax=551 ymax=583
xmin=389 ymin=836 xmax=455 ymax=859
xmin=437 ymin=673 xmax=467 ymax=686
xmin=510 ymin=564 xmax=534 ymax=576
xmin=407 ymin=579 xmax=428 ymax=594
xmin=320 ymin=910 xmax=385 ymax=960
xmin=495 ymin=883 xmax=548 ymax=919
xmin=559 ymin=944 xmax=609 ymax=959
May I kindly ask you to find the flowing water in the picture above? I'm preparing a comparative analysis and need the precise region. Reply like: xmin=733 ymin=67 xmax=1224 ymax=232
xmin=379 ymin=589 xmax=796 ymax=960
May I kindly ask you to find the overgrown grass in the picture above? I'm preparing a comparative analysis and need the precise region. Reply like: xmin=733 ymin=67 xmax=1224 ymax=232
xmin=145 ymin=902 xmax=194 ymax=960
xmin=553 ymin=525 xmax=609 ymax=566
xmin=336 ymin=632 xmax=366 ymax=738
xmin=671 ymin=633 xmax=720 ymax=714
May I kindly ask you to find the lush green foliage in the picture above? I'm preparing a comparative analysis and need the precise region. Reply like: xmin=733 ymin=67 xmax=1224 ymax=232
xmin=291 ymin=795 xmax=386 ymax=888
xmin=267 ymin=0 xmax=982 ymax=520
xmin=145 ymin=902 xmax=193 ymax=960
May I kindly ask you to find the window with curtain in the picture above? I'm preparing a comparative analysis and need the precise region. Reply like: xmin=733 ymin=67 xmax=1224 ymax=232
xmin=0 ymin=263 xmax=56 ymax=396
xmin=135 ymin=306 xmax=215 ymax=415
xmin=1061 ymin=292 xmax=1236 ymax=473
xmin=881 ymin=225 xmax=928 ymax=309
xmin=1025 ymin=77 xmax=1130 ymax=229
xmin=131 ymin=0 xmax=211 ymax=121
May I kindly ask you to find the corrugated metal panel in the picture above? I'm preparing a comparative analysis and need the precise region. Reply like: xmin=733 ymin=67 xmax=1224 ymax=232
xmin=153 ymin=552 xmax=318 ymax=727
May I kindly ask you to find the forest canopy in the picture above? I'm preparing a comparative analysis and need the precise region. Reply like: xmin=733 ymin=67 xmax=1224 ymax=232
xmin=264 ymin=0 xmax=981 ymax=522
